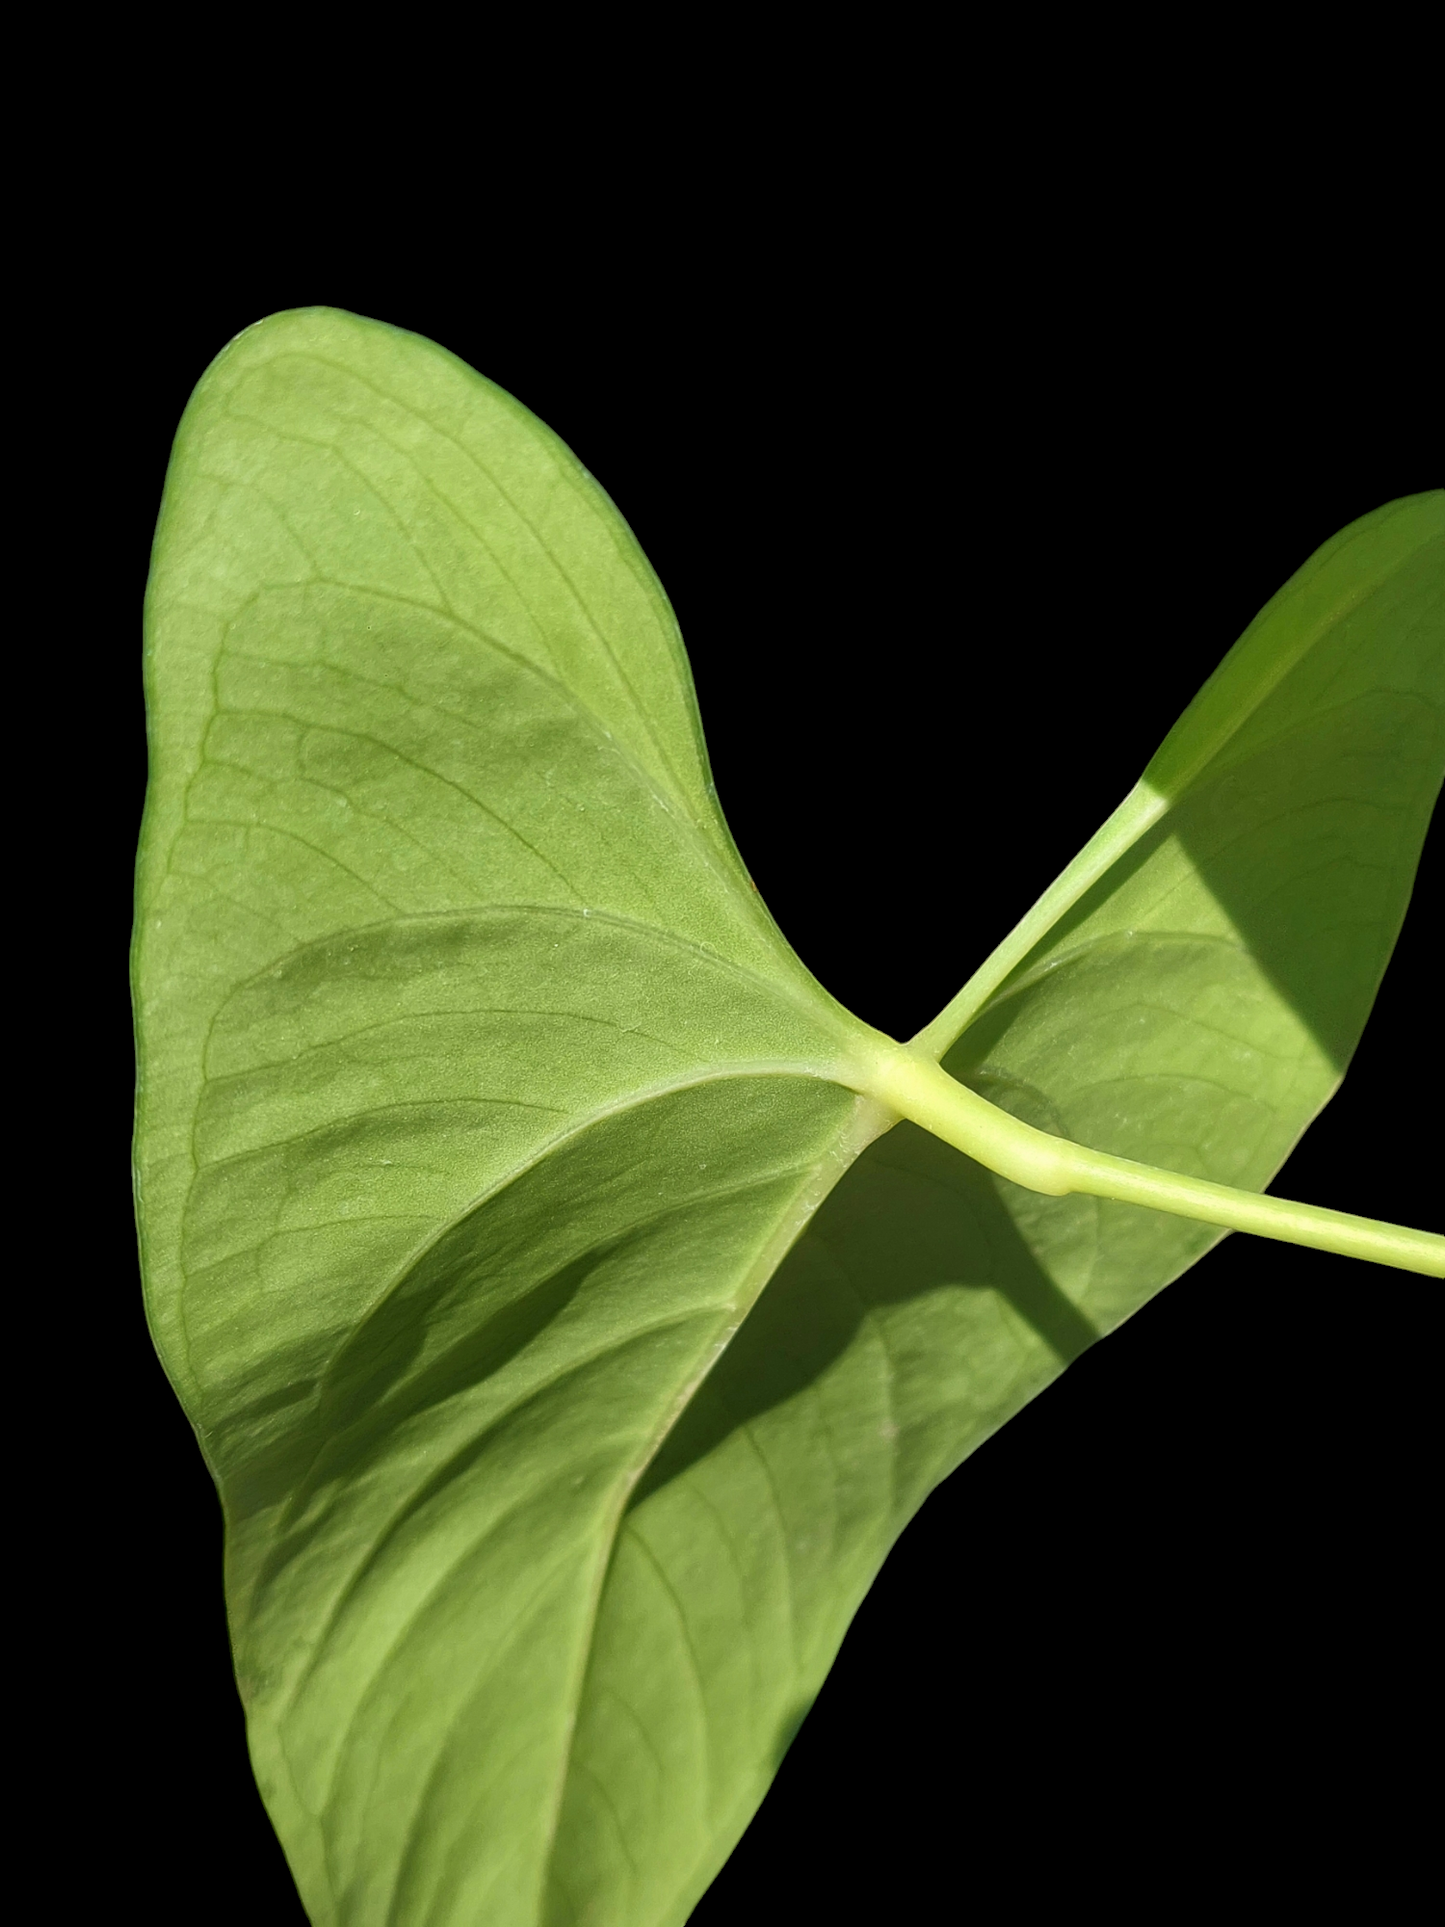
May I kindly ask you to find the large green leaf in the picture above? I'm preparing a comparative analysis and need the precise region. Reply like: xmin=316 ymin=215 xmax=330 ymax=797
xmin=133 ymin=308 xmax=1444 ymax=1925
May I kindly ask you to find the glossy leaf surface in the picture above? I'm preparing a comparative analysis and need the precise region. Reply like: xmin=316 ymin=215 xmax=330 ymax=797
xmin=134 ymin=309 xmax=1444 ymax=1925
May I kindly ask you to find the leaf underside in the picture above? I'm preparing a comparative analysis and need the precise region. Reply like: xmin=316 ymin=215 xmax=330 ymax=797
xmin=133 ymin=309 xmax=1445 ymax=1926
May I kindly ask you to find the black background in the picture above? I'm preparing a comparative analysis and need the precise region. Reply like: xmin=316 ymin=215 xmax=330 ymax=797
xmin=80 ymin=232 xmax=1438 ymax=1923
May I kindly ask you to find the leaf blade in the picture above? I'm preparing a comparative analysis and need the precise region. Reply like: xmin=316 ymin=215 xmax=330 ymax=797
xmin=134 ymin=309 xmax=1444 ymax=1925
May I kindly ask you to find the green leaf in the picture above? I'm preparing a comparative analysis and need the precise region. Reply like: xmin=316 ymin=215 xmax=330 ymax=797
xmin=134 ymin=308 xmax=1444 ymax=1925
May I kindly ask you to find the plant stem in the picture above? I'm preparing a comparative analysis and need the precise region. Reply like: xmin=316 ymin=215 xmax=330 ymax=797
xmin=852 ymin=1046 xmax=1445 ymax=1278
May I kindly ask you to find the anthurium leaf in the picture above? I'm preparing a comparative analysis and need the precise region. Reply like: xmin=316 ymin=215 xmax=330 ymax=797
xmin=133 ymin=308 xmax=1444 ymax=1926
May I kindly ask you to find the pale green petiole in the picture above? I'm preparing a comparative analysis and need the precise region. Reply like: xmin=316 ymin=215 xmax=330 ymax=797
xmin=851 ymin=1045 xmax=1445 ymax=1279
